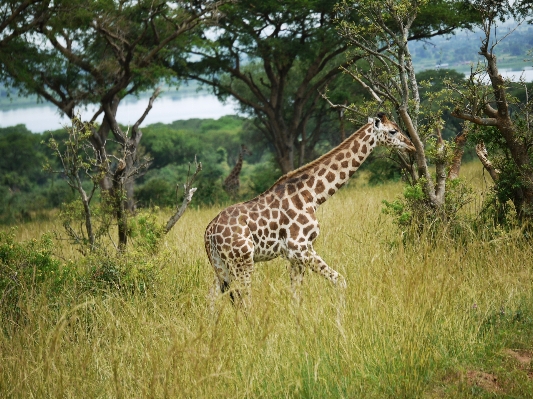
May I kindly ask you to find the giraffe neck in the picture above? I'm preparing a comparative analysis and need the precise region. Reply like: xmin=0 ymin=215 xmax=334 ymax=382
xmin=269 ymin=123 xmax=376 ymax=207
xmin=231 ymin=153 xmax=244 ymax=177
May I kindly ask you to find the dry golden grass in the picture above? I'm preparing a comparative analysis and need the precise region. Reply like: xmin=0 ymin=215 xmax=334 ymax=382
xmin=2 ymin=161 xmax=533 ymax=398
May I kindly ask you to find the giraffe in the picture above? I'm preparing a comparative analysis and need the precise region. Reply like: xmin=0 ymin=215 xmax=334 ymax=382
xmin=205 ymin=113 xmax=416 ymax=306
xmin=223 ymin=144 xmax=252 ymax=198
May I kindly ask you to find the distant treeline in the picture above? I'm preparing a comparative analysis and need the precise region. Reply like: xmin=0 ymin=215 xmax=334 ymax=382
xmin=403 ymin=23 xmax=533 ymax=71
xmin=5 ymin=67 xmax=531 ymax=225
xmin=0 ymin=116 xmax=282 ymax=224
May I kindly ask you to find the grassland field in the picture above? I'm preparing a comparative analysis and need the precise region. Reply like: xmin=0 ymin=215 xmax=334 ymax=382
xmin=1 ymin=161 xmax=533 ymax=398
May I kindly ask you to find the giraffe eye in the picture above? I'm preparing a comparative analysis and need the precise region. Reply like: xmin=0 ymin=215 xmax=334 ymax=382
xmin=389 ymin=130 xmax=397 ymax=135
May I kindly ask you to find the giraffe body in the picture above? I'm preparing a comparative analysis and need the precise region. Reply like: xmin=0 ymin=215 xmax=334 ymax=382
xmin=223 ymin=144 xmax=252 ymax=198
xmin=205 ymin=114 xmax=416 ymax=306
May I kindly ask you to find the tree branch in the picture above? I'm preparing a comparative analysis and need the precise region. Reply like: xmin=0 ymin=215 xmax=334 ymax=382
xmin=475 ymin=142 xmax=499 ymax=183
xmin=448 ymin=131 xmax=468 ymax=180
xmin=132 ymin=87 xmax=161 ymax=143
xmin=451 ymin=110 xmax=498 ymax=126
xmin=165 ymin=158 xmax=202 ymax=234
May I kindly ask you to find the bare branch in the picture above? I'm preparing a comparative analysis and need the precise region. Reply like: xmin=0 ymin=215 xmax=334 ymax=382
xmin=132 ymin=87 xmax=161 ymax=141
xmin=165 ymin=158 xmax=203 ymax=234
xmin=434 ymin=128 xmax=447 ymax=204
xmin=339 ymin=66 xmax=383 ymax=103
xmin=318 ymin=87 xmax=366 ymax=118
xmin=475 ymin=142 xmax=500 ymax=183
xmin=451 ymin=110 xmax=498 ymax=126
xmin=448 ymin=131 xmax=468 ymax=180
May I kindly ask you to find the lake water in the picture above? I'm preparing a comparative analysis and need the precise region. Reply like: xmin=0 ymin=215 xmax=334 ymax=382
xmin=1 ymin=68 xmax=531 ymax=133
xmin=496 ymin=68 xmax=533 ymax=82
xmin=0 ymin=94 xmax=238 ymax=133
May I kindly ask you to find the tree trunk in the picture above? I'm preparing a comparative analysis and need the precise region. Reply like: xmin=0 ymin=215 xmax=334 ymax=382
xmin=480 ymin=40 xmax=533 ymax=221
xmin=113 ymin=159 xmax=128 ymax=250
xmin=268 ymin=122 xmax=296 ymax=174
xmin=397 ymin=107 xmax=441 ymax=208
xmin=475 ymin=142 xmax=499 ymax=183
xmin=278 ymin=149 xmax=294 ymax=175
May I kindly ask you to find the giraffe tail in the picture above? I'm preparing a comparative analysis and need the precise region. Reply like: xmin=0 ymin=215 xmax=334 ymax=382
xmin=204 ymin=221 xmax=232 ymax=297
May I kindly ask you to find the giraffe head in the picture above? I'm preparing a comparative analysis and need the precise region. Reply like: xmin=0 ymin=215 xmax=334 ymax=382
xmin=369 ymin=112 xmax=416 ymax=153
xmin=241 ymin=144 xmax=252 ymax=157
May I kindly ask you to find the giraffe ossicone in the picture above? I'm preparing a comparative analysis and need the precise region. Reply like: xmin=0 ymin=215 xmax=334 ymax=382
xmin=205 ymin=113 xmax=416 ymax=307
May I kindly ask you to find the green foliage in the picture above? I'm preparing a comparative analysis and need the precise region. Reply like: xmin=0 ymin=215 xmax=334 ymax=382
xmin=0 ymin=230 xmax=73 ymax=326
xmin=364 ymin=152 xmax=406 ymax=186
xmin=0 ymin=125 xmax=48 ymax=189
xmin=470 ymin=120 xmax=533 ymax=224
xmin=80 ymin=249 xmax=162 ymax=295
xmin=417 ymin=69 xmax=467 ymax=141
xmin=0 ymin=125 xmax=65 ymax=223
xmin=135 ymin=177 xmax=176 ymax=208
xmin=128 ymin=210 xmax=165 ymax=254
xmin=138 ymin=116 xmax=256 ymax=207
xmin=58 ymin=197 xmax=113 ymax=251
xmin=383 ymin=177 xmax=474 ymax=238
xmin=247 ymin=158 xmax=283 ymax=195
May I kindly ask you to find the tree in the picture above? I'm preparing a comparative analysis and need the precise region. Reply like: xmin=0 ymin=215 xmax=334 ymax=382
xmin=1 ymin=0 xmax=228 ymax=246
xmin=449 ymin=0 xmax=533 ymax=222
xmin=333 ymin=0 xmax=479 ymax=227
xmin=0 ymin=0 xmax=50 ymax=48
xmin=179 ymin=0 xmax=479 ymax=174
xmin=44 ymin=118 xmax=202 ymax=253
xmin=0 ymin=125 xmax=48 ymax=191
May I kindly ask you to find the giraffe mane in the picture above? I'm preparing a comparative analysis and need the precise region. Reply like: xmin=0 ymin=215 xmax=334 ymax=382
xmin=272 ymin=122 xmax=372 ymax=186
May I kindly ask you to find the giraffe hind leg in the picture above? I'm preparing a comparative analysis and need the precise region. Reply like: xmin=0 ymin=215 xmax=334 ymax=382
xmin=219 ymin=279 xmax=238 ymax=305
xmin=224 ymin=252 xmax=254 ymax=309
xmin=212 ymin=253 xmax=241 ymax=304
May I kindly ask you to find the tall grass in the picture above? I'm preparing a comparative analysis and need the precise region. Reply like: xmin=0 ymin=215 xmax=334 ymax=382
xmin=2 ymin=162 xmax=533 ymax=398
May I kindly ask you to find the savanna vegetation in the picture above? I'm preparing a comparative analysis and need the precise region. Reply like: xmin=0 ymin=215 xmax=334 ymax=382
xmin=2 ymin=164 xmax=533 ymax=398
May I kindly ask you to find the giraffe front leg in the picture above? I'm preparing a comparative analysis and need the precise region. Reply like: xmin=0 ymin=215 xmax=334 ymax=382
xmin=310 ymin=254 xmax=346 ymax=288
xmin=289 ymin=260 xmax=306 ymax=303
xmin=302 ymin=246 xmax=346 ymax=288
xmin=304 ymin=248 xmax=347 ymax=326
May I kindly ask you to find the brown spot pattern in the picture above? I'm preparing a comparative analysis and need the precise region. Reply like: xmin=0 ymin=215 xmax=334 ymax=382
xmin=326 ymin=171 xmax=335 ymax=183
xmin=315 ymin=180 xmax=325 ymax=194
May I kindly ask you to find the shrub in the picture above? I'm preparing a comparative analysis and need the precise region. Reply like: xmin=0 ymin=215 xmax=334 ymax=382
xmin=80 ymin=249 xmax=163 ymax=295
xmin=247 ymin=159 xmax=282 ymax=195
xmin=382 ymin=177 xmax=473 ymax=240
xmin=0 ymin=230 xmax=73 ymax=327
xmin=128 ymin=210 xmax=165 ymax=254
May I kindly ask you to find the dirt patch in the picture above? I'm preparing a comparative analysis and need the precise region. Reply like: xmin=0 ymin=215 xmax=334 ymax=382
xmin=503 ymin=348 xmax=533 ymax=379
xmin=466 ymin=370 xmax=501 ymax=393
xmin=503 ymin=349 xmax=533 ymax=366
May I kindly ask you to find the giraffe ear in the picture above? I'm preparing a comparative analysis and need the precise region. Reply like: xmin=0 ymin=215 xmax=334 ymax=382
xmin=377 ymin=112 xmax=389 ymax=124
xmin=367 ymin=117 xmax=374 ymax=124
xmin=374 ymin=117 xmax=381 ymax=128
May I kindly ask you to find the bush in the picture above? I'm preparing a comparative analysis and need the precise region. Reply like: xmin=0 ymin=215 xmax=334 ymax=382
xmin=247 ymin=158 xmax=282 ymax=195
xmin=79 ymin=249 xmax=163 ymax=295
xmin=128 ymin=210 xmax=165 ymax=254
xmin=0 ymin=230 xmax=73 ymax=326
xmin=382 ymin=177 xmax=473 ymax=240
